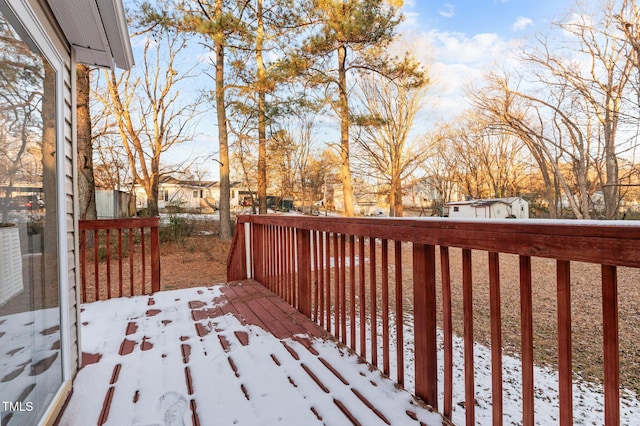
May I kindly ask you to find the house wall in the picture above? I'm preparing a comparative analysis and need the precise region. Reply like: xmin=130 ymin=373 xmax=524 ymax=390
xmin=96 ymin=190 xmax=133 ymax=218
xmin=510 ymin=198 xmax=529 ymax=219
xmin=490 ymin=203 xmax=508 ymax=218
xmin=448 ymin=204 xmax=476 ymax=218
xmin=136 ymin=184 xmax=217 ymax=213
xmin=0 ymin=0 xmax=131 ymax=423
xmin=447 ymin=198 xmax=530 ymax=219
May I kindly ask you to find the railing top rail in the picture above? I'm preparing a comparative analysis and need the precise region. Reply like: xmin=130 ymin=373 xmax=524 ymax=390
xmin=79 ymin=217 xmax=160 ymax=231
xmin=237 ymin=214 xmax=640 ymax=268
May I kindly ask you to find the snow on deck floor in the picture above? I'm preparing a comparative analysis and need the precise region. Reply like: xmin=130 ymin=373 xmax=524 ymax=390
xmin=58 ymin=282 xmax=442 ymax=426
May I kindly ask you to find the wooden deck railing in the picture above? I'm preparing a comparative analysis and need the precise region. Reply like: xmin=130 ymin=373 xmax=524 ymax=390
xmin=79 ymin=218 xmax=160 ymax=303
xmin=227 ymin=214 xmax=640 ymax=426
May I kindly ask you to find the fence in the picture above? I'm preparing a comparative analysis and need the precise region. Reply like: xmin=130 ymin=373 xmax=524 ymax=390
xmin=227 ymin=214 xmax=640 ymax=426
xmin=79 ymin=218 xmax=160 ymax=303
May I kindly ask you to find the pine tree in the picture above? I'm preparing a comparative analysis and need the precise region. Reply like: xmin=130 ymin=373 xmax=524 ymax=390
xmin=300 ymin=0 xmax=411 ymax=216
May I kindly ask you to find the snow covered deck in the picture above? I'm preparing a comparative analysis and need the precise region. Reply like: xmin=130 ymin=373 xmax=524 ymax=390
xmin=57 ymin=280 xmax=442 ymax=425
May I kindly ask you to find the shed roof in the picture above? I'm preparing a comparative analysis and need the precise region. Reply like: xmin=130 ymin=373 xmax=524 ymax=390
xmin=446 ymin=197 xmax=525 ymax=207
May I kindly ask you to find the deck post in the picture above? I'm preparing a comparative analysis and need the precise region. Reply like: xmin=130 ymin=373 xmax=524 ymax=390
xmin=253 ymin=224 xmax=264 ymax=283
xmin=296 ymin=228 xmax=312 ymax=317
xmin=150 ymin=218 xmax=161 ymax=293
xmin=557 ymin=260 xmax=573 ymax=425
xmin=413 ymin=243 xmax=438 ymax=409
xmin=602 ymin=265 xmax=619 ymax=426
xmin=227 ymin=220 xmax=247 ymax=281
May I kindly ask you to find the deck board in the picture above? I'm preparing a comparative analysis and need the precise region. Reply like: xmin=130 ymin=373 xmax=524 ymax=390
xmin=57 ymin=280 xmax=441 ymax=426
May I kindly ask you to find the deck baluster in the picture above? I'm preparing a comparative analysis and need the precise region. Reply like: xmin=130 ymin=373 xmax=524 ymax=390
xmin=79 ymin=218 xmax=160 ymax=302
xmin=441 ymin=246 xmax=453 ymax=420
xmin=520 ymin=255 xmax=534 ymax=426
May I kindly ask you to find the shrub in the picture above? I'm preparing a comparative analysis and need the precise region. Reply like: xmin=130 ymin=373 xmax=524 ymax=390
xmin=160 ymin=215 xmax=193 ymax=243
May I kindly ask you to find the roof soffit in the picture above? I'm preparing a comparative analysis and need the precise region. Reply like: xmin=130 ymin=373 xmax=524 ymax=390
xmin=47 ymin=0 xmax=133 ymax=69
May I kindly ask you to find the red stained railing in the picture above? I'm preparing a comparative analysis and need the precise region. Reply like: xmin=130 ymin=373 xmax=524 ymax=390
xmin=228 ymin=214 xmax=639 ymax=425
xmin=79 ymin=218 xmax=160 ymax=303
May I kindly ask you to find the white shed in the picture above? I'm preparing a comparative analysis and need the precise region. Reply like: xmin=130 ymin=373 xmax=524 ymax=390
xmin=96 ymin=189 xmax=134 ymax=219
xmin=445 ymin=197 xmax=529 ymax=219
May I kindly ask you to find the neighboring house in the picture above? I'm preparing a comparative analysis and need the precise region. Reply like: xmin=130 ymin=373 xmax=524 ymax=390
xmin=134 ymin=178 xmax=256 ymax=213
xmin=217 ymin=181 xmax=253 ymax=208
xmin=403 ymin=176 xmax=462 ymax=210
xmin=208 ymin=182 xmax=257 ymax=208
xmin=331 ymin=182 xmax=381 ymax=215
xmin=0 ymin=0 xmax=133 ymax=424
xmin=135 ymin=177 xmax=218 ymax=213
xmin=445 ymin=197 xmax=529 ymax=219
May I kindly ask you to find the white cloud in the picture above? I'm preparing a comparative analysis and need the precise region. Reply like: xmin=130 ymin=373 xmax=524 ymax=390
xmin=561 ymin=12 xmax=593 ymax=38
xmin=427 ymin=31 xmax=523 ymax=65
xmin=393 ymin=29 xmax=526 ymax=123
xmin=402 ymin=11 xmax=420 ymax=28
xmin=439 ymin=3 xmax=455 ymax=18
xmin=512 ymin=16 xmax=534 ymax=32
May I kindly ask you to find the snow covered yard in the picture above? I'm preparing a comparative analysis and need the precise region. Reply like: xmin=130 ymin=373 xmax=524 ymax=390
xmin=58 ymin=283 xmax=441 ymax=425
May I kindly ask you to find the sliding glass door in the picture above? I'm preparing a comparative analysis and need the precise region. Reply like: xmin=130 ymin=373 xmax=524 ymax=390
xmin=0 ymin=2 xmax=63 ymax=424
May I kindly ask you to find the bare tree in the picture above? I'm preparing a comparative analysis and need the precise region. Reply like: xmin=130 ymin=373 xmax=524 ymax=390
xmin=470 ymin=76 xmax=562 ymax=216
xmin=353 ymin=71 xmax=430 ymax=216
xmin=139 ymin=0 xmax=244 ymax=238
xmin=94 ymin=32 xmax=201 ymax=216
xmin=92 ymin=132 xmax=132 ymax=191
xmin=523 ymin=1 xmax=634 ymax=218
xmin=420 ymin=128 xmax=461 ymax=207
xmin=464 ymin=0 xmax=640 ymax=219
xmin=229 ymin=113 xmax=258 ymax=212
xmin=471 ymin=73 xmax=593 ymax=218
xmin=269 ymin=110 xmax=317 ymax=212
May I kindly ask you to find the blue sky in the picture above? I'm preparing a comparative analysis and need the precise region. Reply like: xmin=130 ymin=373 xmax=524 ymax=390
xmin=392 ymin=0 xmax=575 ymax=123
xmin=167 ymin=0 xmax=578 ymax=177
xmin=402 ymin=0 xmax=570 ymax=37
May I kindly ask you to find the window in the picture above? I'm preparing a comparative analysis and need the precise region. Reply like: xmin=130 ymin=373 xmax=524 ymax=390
xmin=453 ymin=206 xmax=459 ymax=212
xmin=164 ymin=190 xmax=169 ymax=202
xmin=193 ymin=190 xmax=199 ymax=198
xmin=0 ymin=3 xmax=62 ymax=423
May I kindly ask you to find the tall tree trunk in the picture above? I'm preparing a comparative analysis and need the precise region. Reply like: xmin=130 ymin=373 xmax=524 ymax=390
xmin=604 ymin=153 xmax=619 ymax=219
xmin=390 ymin=176 xmax=403 ymax=217
xmin=603 ymin=97 xmax=619 ymax=219
xmin=147 ymin=157 xmax=160 ymax=216
xmin=338 ymin=45 xmax=354 ymax=216
xmin=216 ymin=21 xmax=232 ymax=240
xmin=537 ymin=152 xmax=556 ymax=218
xmin=256 ymin=0 xmax=267 ymax=214
xmin=76 ymin=64 xmax=97 ymax=220
xmin=576 ymin=158 xmax=591 ymax=219
xmin=146 ymin=183 xmax=159 ymax=216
